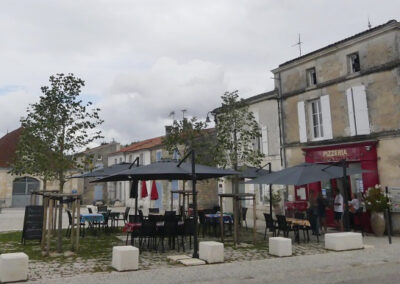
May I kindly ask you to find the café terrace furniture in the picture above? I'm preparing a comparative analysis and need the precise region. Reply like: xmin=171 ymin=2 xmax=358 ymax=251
xmin=263 ymin=213 xmax=277 ymax=239
xmin=66 ymin=210 xmax=85 ymax=237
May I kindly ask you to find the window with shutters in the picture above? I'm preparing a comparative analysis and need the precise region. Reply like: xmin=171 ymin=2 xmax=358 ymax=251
xmin=297 ymin=95 xmax=333 ymax=142
xmin=309 ymin=99 xmax=324 ymax=139
xmin=346 ymin=85 xmax=370 ymax=136
xmin=261 ymin=126 xmax=268 ymax=155
xmin=156 ymin=150 xmax=162 ymax=162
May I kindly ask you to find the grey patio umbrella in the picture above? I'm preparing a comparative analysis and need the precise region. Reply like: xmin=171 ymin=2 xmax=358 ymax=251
xmin=71 ymin=162 xmax=132 ymax=179
xmin=238 ymin=166 xmax=271 ymax=179
xmin=92 ymin=156 xmax=239 ymax=258
xmin=93 ymin=160 xmax=238 ymax=182
xmin=245 ymin=162 xmax=365 ymax=186
xmin=245 ymin=162 xmax=368 ymax=232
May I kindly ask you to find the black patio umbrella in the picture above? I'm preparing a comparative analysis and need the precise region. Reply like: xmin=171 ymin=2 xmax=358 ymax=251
xmin=71 ymin=162 xmax=132 ymax=179
xmin=92 ymin=156 xmax=238 ymax=258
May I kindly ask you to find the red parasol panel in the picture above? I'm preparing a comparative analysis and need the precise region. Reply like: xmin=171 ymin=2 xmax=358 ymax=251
xmin=141 ymin=180 xmax=148 ymax=198
xmin=150 ymin=180 xmax=159 ymax=200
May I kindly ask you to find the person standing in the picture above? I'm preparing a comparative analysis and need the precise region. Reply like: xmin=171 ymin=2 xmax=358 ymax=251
xmin=317 ymin=192 xmax=328 ymax=233
xmin=349 ymin=193 xmax=360 ymax=229
xmin=308 ymin=191 xmax=320 ymax=235
xmin=334 ymin=188 xmax=344 ymax=231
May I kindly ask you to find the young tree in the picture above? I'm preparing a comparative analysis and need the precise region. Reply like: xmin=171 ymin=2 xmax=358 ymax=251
xmin=215 ymin=90 xmax=264 ymax=177
xmin=11 ymin=73 xmax=103 ymax=192
xmin=162 ymin=117 xmax=216 ymax=166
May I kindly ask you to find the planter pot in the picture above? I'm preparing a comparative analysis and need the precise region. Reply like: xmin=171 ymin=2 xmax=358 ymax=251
xmin=370 ymin=211 xmax=385 ymax=236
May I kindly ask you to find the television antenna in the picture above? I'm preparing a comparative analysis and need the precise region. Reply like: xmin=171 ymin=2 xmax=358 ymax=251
xmin=292 ymin=33 xmax=302 ymax=56
xmin=181 ymin=109 xmax=187 ymax=119
xmin=368 ymin=16 xmax=372 ymax=29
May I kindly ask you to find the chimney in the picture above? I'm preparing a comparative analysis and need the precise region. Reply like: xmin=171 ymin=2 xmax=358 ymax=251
xmin=165 ymin=125 xmax=172 ymax=136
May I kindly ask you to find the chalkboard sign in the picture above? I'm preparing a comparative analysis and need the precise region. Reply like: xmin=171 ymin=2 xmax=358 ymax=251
xmin=22 ymin=205 xmax=44 ymax=244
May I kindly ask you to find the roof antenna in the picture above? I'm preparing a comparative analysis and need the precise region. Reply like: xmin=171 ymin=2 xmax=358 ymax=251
xmin=368 ymin=16 xmax=372 ymax=29
xmin=181 ymin=109 xmax=187 ymax=119
xmin=292 ymin=33 xmax=302 ymax=56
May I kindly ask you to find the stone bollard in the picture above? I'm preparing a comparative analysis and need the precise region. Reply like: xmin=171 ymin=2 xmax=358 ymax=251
xmin=199 ymin=241 xmax=224 ymax=264
xmin=0 ymin=252 xmax=29 ymax=283
xmin=112 ymin=246 xmax=139 ymax=271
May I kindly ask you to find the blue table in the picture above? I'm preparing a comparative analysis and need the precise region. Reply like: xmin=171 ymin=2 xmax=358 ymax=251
xmin=80 ymin=213 xmax=104 ymax=223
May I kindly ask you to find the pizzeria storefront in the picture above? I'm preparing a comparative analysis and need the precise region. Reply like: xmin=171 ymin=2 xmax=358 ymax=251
xmin=291 ymin=141 xmax=379 ymax=229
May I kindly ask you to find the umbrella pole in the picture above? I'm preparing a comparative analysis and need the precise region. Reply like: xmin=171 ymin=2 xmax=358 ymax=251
xmin=191 ymin=150 xmax=199 ymax=258
xmin=341 ymin=160 xmax=350 ymax=232
xmin=269 ymin=185 xmax=273 ymax=216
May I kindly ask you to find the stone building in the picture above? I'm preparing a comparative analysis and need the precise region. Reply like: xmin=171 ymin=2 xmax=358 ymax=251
xmin=107 ymin=132 xmax=219 ymax=214
xmin=75 ymin=141 xmax=121 ymax=205
xmin=271 ymin=20 xmax=400 ymax=230
xmin=0 ymin=128 xmax=80 ymax=208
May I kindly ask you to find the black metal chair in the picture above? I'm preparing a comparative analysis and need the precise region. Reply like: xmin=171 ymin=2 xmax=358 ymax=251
xmin=181 ymin=217 xmax=196 ymax=251
xmin=139 ymin=219 xmax=158 ymax=251
xmin=115 ymin=207 xmax=130 ymax=227
xmin=88 ymin=207 xmax=93 ymax=214
xmin=149 ymin=208 xmax=159 ymax=214
xmin=160 ymin=218 xmax=179 ymax=252
xmin=66 ymin=210 xmax=85 ymax=237
xmin=263 ymin=213 xmax=277 ymax=239
xmin=295 ymin=211 xmax=310 ymax=242
xmin=242 ymin=207 xmax=248 ymax=230
xmin=276 ymin=215 xmax=296 ymax=238
xmin=97 ymin=205 xmax=108 ymax=213
xmin=164 ymin=211 xmax=176 ymax=222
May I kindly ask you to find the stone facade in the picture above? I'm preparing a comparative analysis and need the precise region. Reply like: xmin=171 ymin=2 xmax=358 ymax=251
xmin=272 ymin=20 xmax=400 ymax=231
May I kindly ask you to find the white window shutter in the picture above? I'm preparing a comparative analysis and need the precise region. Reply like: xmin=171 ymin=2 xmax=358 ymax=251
xmin=261 ymin=125 xmax=268 ymax=155
xmin=320 ymin=95 xmax=333 ymax=139
xmin=353 ymin=85 xmax=370 ymax=135
xmin=346 ymin=88 xmax=356 ymax=136
xmin=253 ymin=111 xmax=259 ymax=124
xmin=297 ymin=101 xmax=307 ymax=142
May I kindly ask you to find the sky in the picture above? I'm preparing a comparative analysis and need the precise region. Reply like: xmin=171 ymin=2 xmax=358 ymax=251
xmin=0 ymin=0 xmax=399 ymax=146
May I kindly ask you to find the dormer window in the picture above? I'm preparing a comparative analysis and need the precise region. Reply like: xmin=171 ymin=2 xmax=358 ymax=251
xmin=348 ymin=53 xmax=360 ymax=73
xmin=306 ymin=68 xmax=317 ymax=87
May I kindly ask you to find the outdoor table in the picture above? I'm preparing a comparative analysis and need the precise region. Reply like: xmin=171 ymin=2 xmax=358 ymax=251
xmin=286 ymin=217 xmax=311 ymax=227
xmin=205 ymin=213 xmax=233 ymax=237
xmin=285 ymin=217 xmax=311 ymax=243
xmin=123 ymin=222 xmax=142 ymax=233
xmin=101 ymin=211 xmax=120 ymax=227
xmin=80 ymin=213 xmax=104 ymax=232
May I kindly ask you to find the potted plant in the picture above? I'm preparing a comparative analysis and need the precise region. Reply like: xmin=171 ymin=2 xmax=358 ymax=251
xmin=364 ymin=185 xmax=388 ymax=236
xmin=267 ymin=190 xmax=282 ymax=215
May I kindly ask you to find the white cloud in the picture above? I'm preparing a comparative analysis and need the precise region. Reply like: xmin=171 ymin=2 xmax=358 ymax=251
xmin=97 ymin=57 xmax=226 ymax=143
xmin=0 ymin=0 xmax=399 ymax=145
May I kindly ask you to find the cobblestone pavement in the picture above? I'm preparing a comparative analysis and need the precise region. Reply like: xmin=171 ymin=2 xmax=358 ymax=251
xmin=30 ymin=236 xmax=400 ymax=284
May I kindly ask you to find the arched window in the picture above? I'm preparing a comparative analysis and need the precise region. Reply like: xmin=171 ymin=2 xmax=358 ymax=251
xmin=13 ymin=177 xmax=40 ymax=195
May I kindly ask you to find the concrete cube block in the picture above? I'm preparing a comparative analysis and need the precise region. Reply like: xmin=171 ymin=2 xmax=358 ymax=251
xmin=199 ymin=241 xmax=224 ymax=263
xmin=112 ymin=246 xmax=139 ymax=271
xmin=0 ymin=252 xmax=29 ymax=283
xmin=269 ymin=237 xmax=292 ymax=257
xmin=325 ymin=232 xmax=363 ymax=251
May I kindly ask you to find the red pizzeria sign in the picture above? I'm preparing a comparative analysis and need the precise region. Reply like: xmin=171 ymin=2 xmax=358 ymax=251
xmin=305 ymin=146 xmax=362 ymax=163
